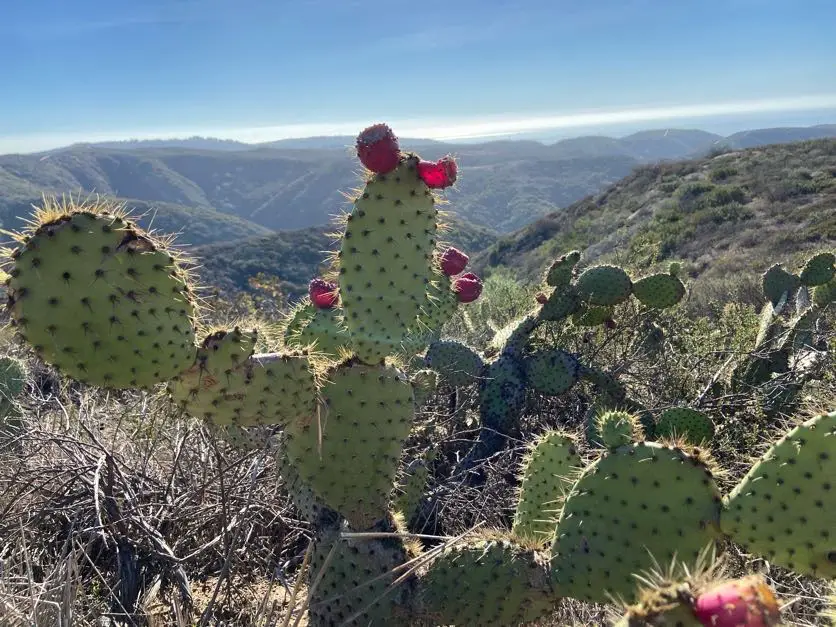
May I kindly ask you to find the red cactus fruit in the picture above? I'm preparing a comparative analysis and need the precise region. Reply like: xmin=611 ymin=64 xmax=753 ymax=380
xmin=440 ymin=247 xmax=469 ymax=276
xmin=453 ymin=272 xmax=483 ymax=303
xmin=535 ymin=292 xmax=549 ymax=304
xmin=309 ymin=278 xmax=339 ymax=309
xmin=356 ymin=123 xmax=400 ymax=174
xmin=417 ymin=156 xmax=457 ymax=189
xmin=693 ymin=575 xmax=781 ymax=627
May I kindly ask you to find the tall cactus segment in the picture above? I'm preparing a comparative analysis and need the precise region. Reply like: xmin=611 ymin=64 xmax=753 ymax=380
xmin=575 ymin=264 xmax=633 ymax=307
xmin=284 ymin=359 xmax=414 ymax=529
xmin=337 ymin=150 xmax=439 ymax=363
xmin=655 ymin=408 xmax=715 ymax=446
xmin=550 ymin=442 xmax=723 ymax=604
xmin=3 ymin=200 xmax=197 ymax=389
xmin=632 ymin=273 xmax=686 ymax=310
xmin=167 ymin=328 xmax=318 ymax=427
xmin=721 ymin=411 xmax=836 ymax=578
xmin=523 ymin=349 xmax=582 ymax=396
xmin=512 ymin=431 xmax=581 ymax=545
xmin=420 ymin=534 xmax=555 ymax=626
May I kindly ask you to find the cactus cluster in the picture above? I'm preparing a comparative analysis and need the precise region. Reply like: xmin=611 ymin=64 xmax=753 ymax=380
xmin=1 ymin=126 xmax=833 ymax=626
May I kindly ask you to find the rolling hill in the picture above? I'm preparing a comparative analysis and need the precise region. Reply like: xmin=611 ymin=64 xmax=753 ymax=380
xmin=474 ymin=139 xmax=836 ymax=303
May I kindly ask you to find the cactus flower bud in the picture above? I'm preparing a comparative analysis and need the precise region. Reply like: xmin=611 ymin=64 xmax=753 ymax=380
xmin=356 ymin=123 xmax=400 ymax=174
xmin=453 ymin=272 xmax=483 ymax=303
xmin=309 ymin=278 xmax=339 ymax=309
xmin=417 ymin=156 xmax=457 ymax=189
xmin=440 ymin=247 xmax=469 ymax=276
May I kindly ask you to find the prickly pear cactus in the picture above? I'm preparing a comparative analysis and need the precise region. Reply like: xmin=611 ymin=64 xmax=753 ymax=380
xmin=411 ymin=369 xmax=438 ymax=407
xmin=550 ymin=442 xmax=723 ymax=604
xmin=539 ymin=285 xmax=583 ymax=322
xmin=284 ymin=358 xmax=414 ymax=529
xmin=799 ymin=251 xmax=835 ymax=287
xmin=655 ymin=408 xmax=715 ymax=446
xmin=722 ymin=411 xmax=836 ymax=578
xmin=545 ymin=250 xmax=581 ymax=288
xmin=572 ymin=304 xmax=614 ymax=327
xmin=813 ymin=277 xmax=836 ymax=306
xmin=762 ymin=263 xmax=801 ymax=307
xmin=424 ymin=340 xmax=484 ymax=387
xmin=512 ymin=431 xmax=581 ymax=545
xmin=3 ymin=201 xmax=198 ymax=389
xmin=393 ymin=453 xmax=432 ymax=523
xmin=420 ymin=534 xmax=555 ymax=626
xmin=284 ymin=302 xmax=351 ymax=357
xmin=167 ymin=328 xmax=318 ymax=427
xmin=575 ymin=264 xmax=633 ymax=307
xmin=632 ymin=273 xmax=686 ymax=309
xmin=596 ymin=410 xmax=644 ymax=449
xmin=478 ymin=355 xmax=527 ymax=435
xmin=523 ymin=349 xmax=582 ymax=396
xmin=337 ymin=156 xmax=438 ymax=363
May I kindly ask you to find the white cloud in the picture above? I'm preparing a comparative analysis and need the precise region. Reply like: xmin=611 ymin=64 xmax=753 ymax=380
xmin=2 ymin=93 xmax=836 ymax=154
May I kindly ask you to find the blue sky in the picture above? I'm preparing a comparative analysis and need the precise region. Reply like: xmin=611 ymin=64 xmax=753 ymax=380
xmin=1 ymin=0 xmax=835 ymax=153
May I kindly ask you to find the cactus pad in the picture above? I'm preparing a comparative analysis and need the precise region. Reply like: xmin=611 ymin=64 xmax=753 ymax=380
xmin=523 ymin=349 xmax=582 ymax=396
xmin=799 ymin=251 xmax=835 ymax=287
xmin=813 ymin=277 xmax=836 ymax=307
xmin=656 ymin=408 xmax=715 ymax=445
xmin=539 ymin=285 xmax=583 ymax=322
xmin=287 ymin=304 xmax=351 ymax=357
xmin=632 ymin=273 xmax=686 ymax=309
xmin=550 ymin=442 xmax=722 ymax=603
xmin=411 ymin=369 xmax=438 ymax=407
xmin=337 ymin=156 xmax=438 ymax=363
xmin=424 ymin=340 xmax=484 ymax=387
xmin=308 ymin=525 xmax=411 ymax=626
xmin=762 ymin=264 xmax=801 ymax=306
xmin=420 ymin=535 xmax=555 ymax=626
xmin=5 ymin=206 xmax=197 ymax=389
xmin=545 ymin=250 xmax=581 ymax=288
xmin=478 ymin=355 xmax=527 ymax=435
xmin=596 ymin=410 xmax=644 ymax=449
xmin=168 ymin=329 xmax=318 ymax=427
xmin=572 ymin=305 xmax=614 ymax=327
xmin=575 ymin=264 xmax=633 ymax=307
xmin=722 ymin=411 xmax=836 ymax=578
xmin=512 ymin=431 xmax=581 ymax=545
xmin=0 ymin=356 xmax=27 ymax=402
xmin=284 ymin=359 xmax=414 ymax=529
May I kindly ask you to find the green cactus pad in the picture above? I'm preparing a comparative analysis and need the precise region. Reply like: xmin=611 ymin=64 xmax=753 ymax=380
xmin=632 ymin=273 xmax=687 ymax=309
xmin=286 ymin=304 xmax=351 ymax=357
xmin=275 ymin=436 xmax=336 ymax=526
xmin=282 ymin=300 xmax=316 ymax=341
xmin=424 ymin=340 xmax=484 ymax=387
xmin=499 ymin=313 xmax=539 ymax=357
xmin=0 ymin=356 xmax=27 ymax=402
xmin=539 ymin=285 xmax=583 ymax=322
xmin=762 ymin=264 xmax=801 ymax=307
xmin=575 ymin=264 xmax=633 ymax=307
xmin=799 ymin=251 xmax=836 ymax=287
xmin=284 ymin=359 xmax=414 ymax=529
xmin=550 ymin=442 xmax=723 ymax=604
xmin=722 ymin=411 xmax=836 ymax=578
xmin=337 ymin=157 xmax=438 ymax=363
xmin=572 ymin=305 xmax=614 ymax=327
xmin=479 ymin=355 xmax=527 ymax=435
xmin=512 ymin=431 xmax=581 ymax=545
xmin=523 ymin=349 xmax=582 ymax=396
xmin=656 ymin=408 xmax=715 ymax=445
xmin=812 ymin=277 xmax=836 ymax=307
xmin=308 ymin=525 xmax=411 ymax=626
xmin=415 ymin=270 xmax=458 ymax=341
xmin=411 ymin=369 xmax=438 ymax=407
xmin=545 ymin=250 xmax=581 ymax=288
xmin=420 ymin=534 xmax=555 ymax=626
xmin=596 ymin=410 xmax=644 ymax=449
xmin=394 ymin=454 xmax=431 ymax=522
xmin=5 ymin=206 xmax=198 ymax=389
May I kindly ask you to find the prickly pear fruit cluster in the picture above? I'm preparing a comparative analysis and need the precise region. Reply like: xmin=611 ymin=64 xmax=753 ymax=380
xmin=632 ymin=273 xmax=686 ymax=310
xmin=424 ymin=339 xmax=484 ymax=387
xmin=722 ymin=411 xmax=836 ymax=578
xmin=4 ymin=202 xmax=197 ymax=389
xmin=167 ymin=328 xmax=318 ymax=427
xmin=550 ymin=442 xmax=723 ymax=603
xmin=655 ymin=408 xmax=715 ymax=446
xmin=420 ymin=534 xmax=555 ymax=626
xmin=523 ymin=349 xmax=582 ymax=396
xmin=512 ymin=431 xmax=580 ymax=545
xmin=284 ymin=359 xmax=414 ymax=529
xmin=337 ymin=155 xmax=439 ymax=363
